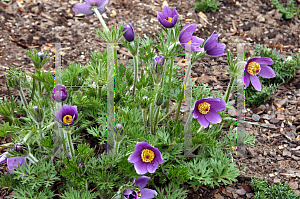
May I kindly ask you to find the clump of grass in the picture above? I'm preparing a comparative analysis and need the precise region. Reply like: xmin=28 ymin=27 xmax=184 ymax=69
xmin=194 ymin=0 xmax=221 ymax=13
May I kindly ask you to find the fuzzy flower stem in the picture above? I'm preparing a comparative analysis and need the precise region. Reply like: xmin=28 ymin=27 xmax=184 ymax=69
xmin=174 ymin=83 xmax=185 ymax=122
xmin=165 ymin=57 xmax=174 ymax=117
xmin=223 ymin=75 xmax=236 ymax=110
xmin=63 ymin=128 xmax=75 ymax=158
xmin=196 ymin=126 xmax=204 ymax=134
xmin=150 ymin=84 xmax=159 ymax=135
xmin=142 ymin=108 xmax=148 ymax=134
xmin=114 ymin=44 xmax=118 ymax=79
xmin=27 ymin=152 xmax=38 ymax=164
xmin=133 ymin=55 xmax=139 ymax=95
xmin=158 ymin=102 xmax=179 ymax=123
xmin=23 ymin=130 xmax=34 ymax=143
xmin=18 ymin=89 xmax=28 ymax=107
xmin=92 ymin=7 xmax=109 ymax=33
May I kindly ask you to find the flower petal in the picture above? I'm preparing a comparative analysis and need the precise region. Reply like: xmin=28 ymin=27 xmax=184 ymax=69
xmin=207 ymin=98 xmax=226 ymax=112
xmin=163 ymin=5 xmax=172 ymax=16
xmin=250 ymin=75 xmax=262 ymax=91
xmin=258 ymin=65 xmax=276 ymax=78
xmin=147 ymin=161 xmax=158 ymax=173
xmin=135 ymin=176 xmax=150 ymax=188
xmin=128 ymin=151 xmax=141 ymax=163
xmin=256 ymin=57 xmax=274 ymax=65
xmin=55 ymin=110 xmax=63 ymax=123
xmin=94 ymin=0 xmax=109 ymax=7
xmin=134 ymin=161 xmax=148 ymax=175
xmin=244 ymin=71 xmax=250 ymax=89
xmin=140 ymin=188 xmax=158 ymax=199
xmin=0 ymin=152 xmax=10 ymax=164
xmin=204 ymin=110 xmax=222 ymax=124
xmin=197 ymin=114 xmax=209 ymax=128
xmin=73 ymin=3 xmax=93 ymax=15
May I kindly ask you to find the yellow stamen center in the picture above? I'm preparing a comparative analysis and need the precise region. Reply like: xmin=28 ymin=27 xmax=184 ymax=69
xmin=187 ymin=37 xmax=193 ymax=44
xmin=141 ymin=149 xmax=155 ymax=163
xmin=247 ymin=61 xmax=261 ymax=75
xmin=165 ymin=17 xmax=172 ymax=23
xmin=198 ymin=102 xmax=211 ymax=114
xmin=136 ymin=188 xmax=141 ymax=198
xmin=63 ymin=115 xmax=73 ymax=124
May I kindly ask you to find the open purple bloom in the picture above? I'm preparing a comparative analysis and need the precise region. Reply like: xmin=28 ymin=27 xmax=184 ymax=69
xmin=55 ymin=105 xmax=78 ymax=126
xmin=243 ymin=56 xmax=275 ymax=91
xmin=204 ymin=31 xmax=226 ymax=56
xmin=157 ymin=5 xmax=178 ymax=28
xmin=128 ymin=142 xmax=163 ymax=175
xmin=52 ymin=85 xmax=68 ymax=102
xmin=0 ymin=152 xmax=27 ymax=174
xmin=123 ymin=176 xmax=157 ymax=199
xmin=73 ymin=0 xmax=108 ymax=17
xmin=179 ymin=23 xmax=204 ymax=52
xmin=123 ymin=23 xmax=135 ymax=42
xmin=152 ymin=56 xmax=165 ymax=73
xmin=192 ymin=98 xmax=226 ymax=128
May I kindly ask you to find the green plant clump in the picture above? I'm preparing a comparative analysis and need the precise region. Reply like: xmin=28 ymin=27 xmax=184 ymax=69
xmin=194 ymin=0 xmax=222 ymax=13
xmin=270 ymin=0 xmax=298 ymax=19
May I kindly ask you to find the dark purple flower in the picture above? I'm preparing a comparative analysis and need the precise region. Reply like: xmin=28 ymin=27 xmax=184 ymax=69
xmin=0 ymin=152 xmax=27 ymax=174
xmin=157 ymin=5 xmax=178 ymax=28
xmin=243 ymin=56 xmax=275 ymax=91
xmin=179 ymin=23 xmax=204 ymax=51
xmin=52 ymin=85 xmax=68 ymax=102
xmin=152 ymin=56 xmax=165 ymax=73
xmin=55 ymin=105 xmax=78 ymax=126
xmin=73 ymin=0 xmax=108 ymax=17
xmin=128 ymin=142 xmax=163 ymax=175
xmin=122 ymin=23 xmax=135 ymax=42
xmin=192 ymin=98 xmax=226 ymax=128
xmin=123 ymin=176 xmax=157 ymax=199
xmin=14 ymin=142 xmax=24 ymax=153
xmin=204 ymin=31 xmax=226 ymax=56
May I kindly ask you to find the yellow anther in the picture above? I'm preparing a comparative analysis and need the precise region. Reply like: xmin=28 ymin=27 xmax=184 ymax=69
xmin=165 ymin=17 xmax=172 ymax=23
xmin=198 ymin=102 xmax=211 ymax=114
xmin=63 ymin=115 xmax=73 ymax=124
xmin=141 ymin=149 xmax=155 ymax=163
xmin=247 ymin=61 xmax=261 ymax=75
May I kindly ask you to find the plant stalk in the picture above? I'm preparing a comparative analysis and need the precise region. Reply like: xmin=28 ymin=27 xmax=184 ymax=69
xmin=133 ymin=55 xmax=139 ymax=95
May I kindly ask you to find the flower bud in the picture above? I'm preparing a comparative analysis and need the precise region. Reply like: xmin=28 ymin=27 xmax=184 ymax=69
xmin=115 ymin=123 xmax=124 ymax=134
xmin=122 ymin=23 xmax=135 ymax=42
xmin=14 ymin=142 xmax=24 ymax=153
xmin=152 ymin=56 xmax=165 ymax=74
xmin=52 ymin=85 xmax=68 ymax=102
xmin=141 ymin=96 xmax=149 ymax=109
xmin=156 ymin=94 xmax=164 ymax=107
xmin=77 ymin=162 xmax=84 ymax=169
xmin=161 ymin=99 xmax=169 ymax=109
xmin=38 ymin=51 xmax=45 ymax=62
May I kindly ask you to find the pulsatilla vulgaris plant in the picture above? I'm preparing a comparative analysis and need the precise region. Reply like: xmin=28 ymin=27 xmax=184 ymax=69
xmin=0 ymin=1 xmax=280 ymax=198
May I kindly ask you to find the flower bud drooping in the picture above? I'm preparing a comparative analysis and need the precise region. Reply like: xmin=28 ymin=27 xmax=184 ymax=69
xmin=38 ymin=51 xmax=45 ymax=62
xmin=14 ymin=142 xmax=24 ymax=153
xmin=141 ymin=96 xmax=149 ymax=109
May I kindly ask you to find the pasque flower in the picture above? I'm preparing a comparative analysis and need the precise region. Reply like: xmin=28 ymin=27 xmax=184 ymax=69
xmin=14 ymin=142 xmax=24 ymax=153
xmin=157 ymin=5 xmax=178 ymax=28
xmin=123 ymin=176 xmax=157 ymax=199
xmin=55 ymin=105 xmax=78 ymax=126
xmin=128 ymin=142 xmax=163 ymax=175
xmin=0 ymin=152 xmax=27 ymax=174
xmin=192 ymin=98 xmax=226 ymax=128
xmin=204 ymin=31 xmax=226 ymax=56
xmin=243 ymin=56 xmax=275 ymax=91
xmin=73 ymin=0 xmax=108 ymax=17
xmin=179 ymin=23 xmax=204 ymax=51
xmin=52 ymin=85 xmax=68 ymax=102
xmin=122 ymin=23 xmax=135 ymax=42
xmin=152 ymin=56 xmax=165 ymax=73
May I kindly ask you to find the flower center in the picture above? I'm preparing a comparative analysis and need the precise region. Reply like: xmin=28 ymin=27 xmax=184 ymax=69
xmin=198 ymin=102 xmax=211 ymax=114
xmin=165 ymin=17 xmax=172 ymax=23
xmin=63 ymin=115 xmax=73 ymax=124
xmin=247 ymin=61 xmax=261 ymax=75
xmin=136 ymin=188 xmax=141 ymax=198
xmin=187 ymin=37 xmax=193 ymax=44
xmin=141 ymin=149 xmax=155 ymax=163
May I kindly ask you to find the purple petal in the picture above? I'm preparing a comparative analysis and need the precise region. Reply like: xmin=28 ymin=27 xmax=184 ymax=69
xmin=153 ymin=149 xmax=163 ymax=164
xmin=140 ymin=188 xmax=158 ymax=199
xmin=135 ymin=176 xmax=150 ymax=188
xmin=157 ymin=12 xmax=165 ymax=24
xmin=258 ymin=65 xmax=276 ymax=78
xmin=179 ymin=23 xmax=197 ymax=43
xmin=7 ymin=157 xmax=26 ymax=174
xmin=69 ymin=106 xmax=78 ymax=121
xmin=244 ymin=72 xmax=250 ymax=89
xmin=73 ymin=3 xmax=93 ymax=15
xmin=135 ymin=142 xmax=149 ymax=152
xmin=134 ymin=161 xmax=148 ymax=175
xmin=55 ymin=110 xmax=63 ymax=123
xmin=147 ymin=161 xmax=158 ymax=173
xmin=247 ymin=57 xmax=261 ymax=65
xmin=0 ymin=152 xmax=10 ymax=164
xmin=171 ymin=8 xmax=178 ymax=17
xmin=206 ymin=43 xmax=226 ymax=56
xmin=250 ymin=75 xmax=261 ymax=91
xmin=204 ymin=110 xmax=222 ymax=124
xmin=197 ymin=114 xmax=209 ymax=128
xmin=128 ymin=151 xmax=141 ymax=163
xmin=191 ymin=36 xmax=204 ymax=46
xmin=94 ymin=0 xmax=109 ymax=7
xmin=256 ymin=57 xmax=274 ymax=65
xmin=123 ymin=188 xmax=134 ymax=196
xmin=163 ymin=5 xmax=172 ymax=16
xmin=207 ymin=98 xmax=226 ymax=112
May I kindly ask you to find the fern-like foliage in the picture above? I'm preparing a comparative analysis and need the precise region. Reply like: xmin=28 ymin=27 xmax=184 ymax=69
xmin=270 ymin=0 xmax=298 ymax=19
xmin=194 ymin=0 xmax=221 ymax=13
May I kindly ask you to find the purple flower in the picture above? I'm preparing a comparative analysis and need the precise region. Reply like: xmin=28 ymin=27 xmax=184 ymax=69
xmin=157 ymin=5 xmax=178 ymax=28
xmin=128 ymin=142 xmax=163 ymax=175
xmin=55 ymin=105 xmax=78 ymax=126
xmin=152 ymin=56 xmax=165 ymax=73
xmin=0 ymin=152 xmax=27 ymax=174
xmin=204 ymin=31 xmax=226 ymax=56
xmin=243 ymin=56 xmax=275 ymax=91
xmin=123 ymin=176 xmax=157 ymax=199
xmin=192 ymin=98 xmax=226 ymax=128
xmin=14 ymin=142 xmax=24 ymax=153
xmin=73 ymin=0 xmax=108 ymax=17
xmin=179 ymin=23 xmax=204 ymax=52
xmin=52 ymin=85 xmax=68 ymax=102
xmin=122 ymin=23 xmax=135 ymax=42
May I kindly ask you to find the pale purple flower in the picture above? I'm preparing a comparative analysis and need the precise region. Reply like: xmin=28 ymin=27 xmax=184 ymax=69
xmin=0 ymin=152 xmax=27 ymax=174
xmin=179 ymin=23 xmax=204 ymax=51
xmin=128 ymin=142 xmax=163 ymax=175
xmin=204 ymin=31 xmax=226 ymax=56
xmin=157 ymin=5 xmax=178 ymax=28
xmin=73 ymin=0 xmax=109 ymax=17
xmin=243 ymin=56 xmax=275 ymax=91
xmin=152 ymin=55 xmax=165 ymax=73
xmin=192 ymin=98 xmax=226 ymax=128
xmin=123 ymin=176 xmax=157 ymax=199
